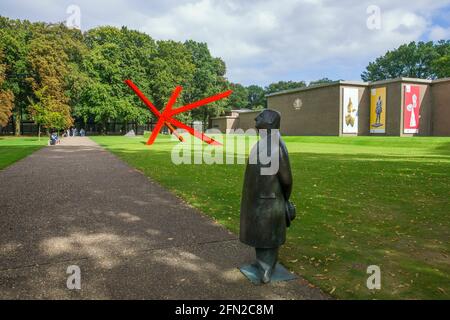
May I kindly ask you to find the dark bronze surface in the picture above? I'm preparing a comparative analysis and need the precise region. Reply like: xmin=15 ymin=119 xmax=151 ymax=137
xmin=239 ymin=109 xmax=295 ymax=283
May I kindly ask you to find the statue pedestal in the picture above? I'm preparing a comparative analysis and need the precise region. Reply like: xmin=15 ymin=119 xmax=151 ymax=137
xmin=239 ymin=263 xmax=297 ymax=285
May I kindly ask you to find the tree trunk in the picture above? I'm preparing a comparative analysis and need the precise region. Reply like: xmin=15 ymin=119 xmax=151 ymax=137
xmin=203 ymin=109 xmax=208 ymax=132
xmin=14 ymin=112 xmax=21 ymax=136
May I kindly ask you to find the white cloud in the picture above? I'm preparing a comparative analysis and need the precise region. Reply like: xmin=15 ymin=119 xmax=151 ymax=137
xmin=138 ymin=0 xmax=450 ymax=84
xmin=429 ymin=26 xmax=450 ymax=40
xmin=2 ymin=0 xmax=450 ymax=85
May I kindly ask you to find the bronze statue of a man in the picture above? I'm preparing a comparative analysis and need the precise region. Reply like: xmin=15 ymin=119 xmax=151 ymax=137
xmin=240 ymin=109 xmax=295 ymax=284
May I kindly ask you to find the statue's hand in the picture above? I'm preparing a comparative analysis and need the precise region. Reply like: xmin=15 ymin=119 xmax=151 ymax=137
xmin=285 ymin=201 xmax=296 ymax=227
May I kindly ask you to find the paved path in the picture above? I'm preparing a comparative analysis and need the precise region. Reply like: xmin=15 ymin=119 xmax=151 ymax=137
xmin=0 ymin=137 xmax=328 ymax=299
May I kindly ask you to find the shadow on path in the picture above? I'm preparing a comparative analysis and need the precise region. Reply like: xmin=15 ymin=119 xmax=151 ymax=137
xmin=0 ymin=137 xmax=328 ymax=299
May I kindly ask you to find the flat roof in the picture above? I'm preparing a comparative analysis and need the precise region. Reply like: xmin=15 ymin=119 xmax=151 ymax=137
xmin=211 ymin=109 xmax=261 ymax=120
xmin=210 ymin=115 xmax=238 ymax=120
xmin=265 ymin=80 xmax=368 ymax=97
xmin=230 ymin=109 xmax=260 ymax=113
xmin=370 ymin=77 xmax=433 ymax=86
xmin=431 ymin=77 xmax=450 ymax=84
xmin=266 ymin=77 xmax=450 ymax=98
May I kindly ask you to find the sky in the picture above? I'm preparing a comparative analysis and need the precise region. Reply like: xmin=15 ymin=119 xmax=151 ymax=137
xmin=1 ymin=0 xmax=450 ymax=86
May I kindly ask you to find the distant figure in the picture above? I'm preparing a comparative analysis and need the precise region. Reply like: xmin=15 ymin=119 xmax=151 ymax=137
xmin=80 ymin=128 xmax=86 ymax=137
xmin=49 ymin=132 xmax=59 ymax=146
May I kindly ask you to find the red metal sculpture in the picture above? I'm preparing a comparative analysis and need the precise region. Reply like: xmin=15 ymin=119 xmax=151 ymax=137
xmin=125 ymin=80 xmax=232 ymax=146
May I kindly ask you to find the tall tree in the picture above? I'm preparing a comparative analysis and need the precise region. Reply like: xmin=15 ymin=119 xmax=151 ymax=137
xmin=0 ymin=18 xmax=237 ymax=134
xmin=361 ymin=41 xmax=441 ymax=81
xmin=79 ymin=26 xmax=157 ymax=132
xmin=184 ymin=40 xmax=230 ymax=125
xmin=432 ymin=40 xmax=450 ymax=79
xmin=227 ymin=83 xmax=248 ymax=110
xmin=246 ymin=85 xmax=265 ymax=110
xmin=0 ymin=49 xmax=14 ymax=127
xmin=148 ymin=40 xmax=195 ymax=124
xmin=26 ymin=23 xmax=74 ymax=133
xmin=0 ymin=17 xmax=32 ymax=135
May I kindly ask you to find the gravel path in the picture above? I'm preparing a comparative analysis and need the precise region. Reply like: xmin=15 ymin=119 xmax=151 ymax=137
xmin=0 ymin=137 xmax=328 ymax=299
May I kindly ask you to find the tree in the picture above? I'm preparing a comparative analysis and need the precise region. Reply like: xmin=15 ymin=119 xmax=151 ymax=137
xmin=148 ymin=40 xmax=195 ymax=108
xmin=432 ymin=40 xmax=450 ymax=78
xmin=0 ymin=49 xmax=14 ymax=127
xmin=361 ymin=41 xmax=441 ymax=81
xmin=0 ymin=17 xmax=32 ymax=135
xmin=246 ymin=85 xmax=265 ymax=109
xmin=183 ymin=40 xmax=230 ymax=125
xmin=309 ymin=78 xmax=336 ymax=86
xmin=78 ymin=41 xmax=124 ymax=132
xmin=0 ymin=18 xmax=237 ymax=134
xmin=264 ymin=80 xmax=306 ymax=95
xmin=74 ymin=81 xmax=118 ymax=132
xmin=227 ymin=83 xmax=248 ymax=110
xmin=26 ymin=23 xmax=74 ymax=132
xmin=28 ymin=87 xmax=68 ymax=138
xmin=79 ymin=26 xmax=157 ymax=132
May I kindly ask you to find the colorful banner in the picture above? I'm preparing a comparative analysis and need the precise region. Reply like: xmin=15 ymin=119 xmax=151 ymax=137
xmin=370 ymin=87 xmax=386 ymax=133
xmin=403 ymin=85 xmax=421 ymax=134
xmin=342 ymin=88 xmax=359 ymax=134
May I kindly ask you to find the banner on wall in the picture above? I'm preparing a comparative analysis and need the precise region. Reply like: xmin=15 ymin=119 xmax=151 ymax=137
xmin=342 ymin=88 xmax=359 ymax=134
xmin=370 ymin=87 xmax=386 ymax=133
xmin=403 ymin=85 xmax=421 ymax=134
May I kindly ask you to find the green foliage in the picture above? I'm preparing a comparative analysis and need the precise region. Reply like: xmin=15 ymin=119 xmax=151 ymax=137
xmin=227 ymin=83 xmax=249 ymax=110
xmin=0 ymin=17 xmax=32 ymax=134
xmin=148 ymin=40 xmax=195 ymax=109
xmin=28 ymin=86 xmax=71 ymax=130
xmin=264 ymin=80 xmax=307 ymax=95
xmin=246 ymin=85 xmax=265 ymax=109
xmin=0 ymin=18 xmax=234 ymax=131
xmin=76 ymin=26 xmax=158 ymax=130
xmin=183 ymin=40 xmax=229 ymax=123
xmin=432 ymin=40 xmax=450 ymax=78
xmin=309 ymin=78 xmax=336 ymax=86
xmin=0 ymin=49 xmax=14 ymax=126
xmin=361 ymin=41 xmax=450 ymax=81
xmin=26 ymin=23 xmax=75 ymax=130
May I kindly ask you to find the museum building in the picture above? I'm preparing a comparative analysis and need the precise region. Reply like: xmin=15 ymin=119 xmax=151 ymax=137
xmin=210 ymin=77 xmax=450 ymax=137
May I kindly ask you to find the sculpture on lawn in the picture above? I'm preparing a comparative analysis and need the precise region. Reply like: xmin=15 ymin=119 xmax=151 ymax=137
xmin=239 ymin=109 xmax=296 ymax=284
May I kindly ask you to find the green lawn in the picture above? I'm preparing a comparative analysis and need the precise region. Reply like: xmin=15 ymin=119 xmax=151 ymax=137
xmin=91 ymin=134 xmax=450 ymax=300
xmin=0 ymin=136 xmax=47 ymax=170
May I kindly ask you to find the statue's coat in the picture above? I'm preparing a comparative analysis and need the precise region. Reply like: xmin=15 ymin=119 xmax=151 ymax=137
xmin=239 ymin=112 xmax=293 ymax=248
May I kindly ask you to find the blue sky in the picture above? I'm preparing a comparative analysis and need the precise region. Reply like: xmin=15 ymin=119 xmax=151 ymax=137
xmin=1 ymin=0 xmax=450 ymax=86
